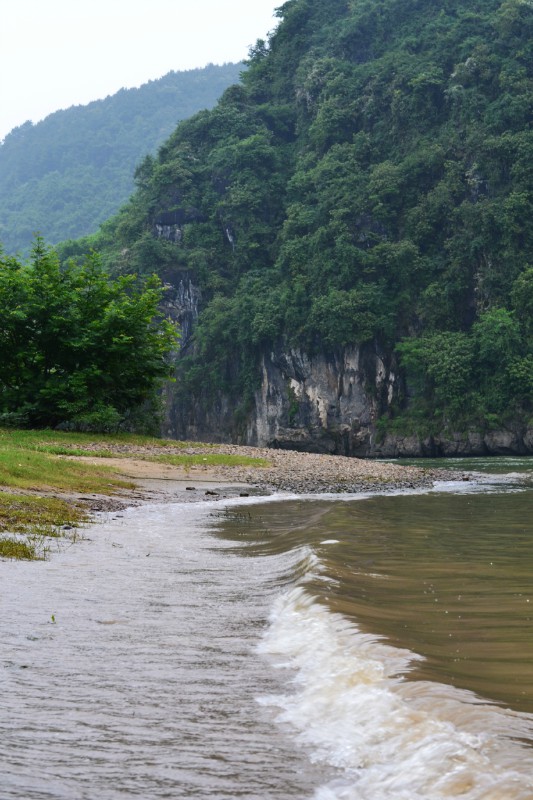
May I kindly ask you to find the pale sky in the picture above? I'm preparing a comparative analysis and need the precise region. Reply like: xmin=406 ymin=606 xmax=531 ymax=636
xmin=0 ymin=0 xmax=280 ymax=142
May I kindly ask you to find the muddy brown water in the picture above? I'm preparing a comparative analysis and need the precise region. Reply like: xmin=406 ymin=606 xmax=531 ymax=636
xmin=1 ymin=458 xmax=533 ymax=798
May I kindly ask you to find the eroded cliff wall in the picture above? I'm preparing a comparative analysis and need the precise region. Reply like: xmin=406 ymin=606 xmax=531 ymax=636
xmin=247 ymin=344 xmax=395 ymax=455
xmin=162 ymin=286 xmax=533 ymax=457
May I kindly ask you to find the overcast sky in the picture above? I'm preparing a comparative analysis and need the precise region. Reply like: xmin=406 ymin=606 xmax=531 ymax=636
xmin=0 ymin=0 xmax=280 ymax=142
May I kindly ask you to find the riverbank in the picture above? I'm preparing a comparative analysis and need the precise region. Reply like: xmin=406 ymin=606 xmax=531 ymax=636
xmin=0 ymin=430 xmax=459 ymax=559
xmin=57 ymin=440 xmax=453 ymax=502
xmin=2 ymin=457 xmax=532 ymax=798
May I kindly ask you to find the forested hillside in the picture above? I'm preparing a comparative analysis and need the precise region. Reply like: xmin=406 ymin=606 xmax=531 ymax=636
xmin=60 ymin=0 xmax=532 ymax=453
xmin=0 ymin=63 xmax=243 ymax=256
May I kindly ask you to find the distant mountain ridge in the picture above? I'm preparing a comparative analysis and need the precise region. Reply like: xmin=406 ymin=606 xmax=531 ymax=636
xmin=0 ymin=63 xmax=243 ymax=255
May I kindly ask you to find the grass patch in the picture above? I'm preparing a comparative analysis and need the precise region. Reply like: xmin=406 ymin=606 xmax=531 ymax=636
xmin=0 ymin=428 xmax=269 ymax=490
xmin=0 ymin=428 xmax=138 ymax=493
xmin=0 ymin=428 xmax=220 ymax=466
xmin=0 ymin=447 xmax=134 ymax=494
xmin=0 ymin=428 xmax=214 ymax=452
xmin=0 ymin=536 xmax=38 ymax=560
xmin=0 ymin=492 xmax=90 ymax=561
xmin=0 ymin=492 xmax=88 ymax=533
xmin=152 ymin=453 xmax=270 ymax=469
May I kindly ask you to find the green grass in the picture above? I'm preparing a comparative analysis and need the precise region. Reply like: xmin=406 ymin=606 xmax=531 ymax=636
xmin=0 ymin=428 xmax=269 ymax=559
xmin=0 ymin=491 xmax=89 ymax=560
xmin=0 ymin=537 xmax=38 ymax=560
xmin=0 ymin=447 xmax=134 ymax=494
xmin=0 ymin=428 xmax=136 ymax=560
xmin=0 ymin=428 xmax=215 ymax=453
xmin=0 ymin=491 xmax=88 ymax=533
xmin=152 ymin=453 xmax=270 ymax=469
xmin=0 ymin=429 xmax=269 ymax=490
xmin=0 ymin=426 xmax=152 ymax=493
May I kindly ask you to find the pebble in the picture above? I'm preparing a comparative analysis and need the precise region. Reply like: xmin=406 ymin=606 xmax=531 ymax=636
xmin=58 ymin=440 xmax=457 ymax=497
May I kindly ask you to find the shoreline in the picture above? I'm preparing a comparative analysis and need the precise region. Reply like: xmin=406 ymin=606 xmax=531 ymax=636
xmin=0 ymin=442 xmax=464 ymax=559
xmin=52 ymin=442 xmax=461 ymax=511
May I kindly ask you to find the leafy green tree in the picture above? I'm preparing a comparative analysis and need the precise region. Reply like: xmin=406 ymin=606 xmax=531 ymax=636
xmin=397 ymin=332 xmax=475 ymax=423
xmin=472 ymin=307 xmax=524 ymax=414
xmin=473 ymin=308 xmax=521 ymax=373
xmin=0 ymin=240 xmax=178 ymax=429
xmin=511 ymin=267 xmax=533 ymax=341
xmin=309 ymin=285 xmax=390 ymax=348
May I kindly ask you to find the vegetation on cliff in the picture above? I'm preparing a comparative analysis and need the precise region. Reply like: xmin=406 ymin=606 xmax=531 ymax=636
xmin=0 ymin=63 xmax=243 ymax=256
xmin=32 ymin=1 xmax=533 ymax=436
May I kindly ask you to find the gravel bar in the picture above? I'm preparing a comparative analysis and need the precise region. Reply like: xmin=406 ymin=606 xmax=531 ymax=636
xmin=58 ymin=441 xmax=458 ymax=496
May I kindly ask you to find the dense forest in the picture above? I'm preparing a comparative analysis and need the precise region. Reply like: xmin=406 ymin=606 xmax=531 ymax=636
xmin=0 ymin=63 xmax=243 ymax=256
xmin=20 ymin=0 xmax=533 ymax=449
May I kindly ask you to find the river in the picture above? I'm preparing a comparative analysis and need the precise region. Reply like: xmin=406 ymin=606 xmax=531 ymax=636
xmin=1 ymin=458 xmax=532 ymax=799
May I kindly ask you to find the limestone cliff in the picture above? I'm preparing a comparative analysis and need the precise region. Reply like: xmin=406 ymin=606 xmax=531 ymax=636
xmin=162 ymin=298 xmax=533 ymax=457
xmin=247 ymin=344 xmax=394 ymax=455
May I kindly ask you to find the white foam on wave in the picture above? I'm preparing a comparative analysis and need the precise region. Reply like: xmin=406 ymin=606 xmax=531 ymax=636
xmin=257 ymin=587 xmax=533 ymax=800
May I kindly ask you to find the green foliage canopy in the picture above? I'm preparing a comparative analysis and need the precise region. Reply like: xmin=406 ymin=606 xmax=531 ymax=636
xmin=0 ymin=240 xmax=178 ymax=430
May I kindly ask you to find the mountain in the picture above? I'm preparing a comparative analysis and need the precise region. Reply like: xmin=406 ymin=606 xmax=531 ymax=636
xmin=60 ymin=0 xmax=533 ymax=456
xmin=0 ymin=63 xmax=243 ymax=256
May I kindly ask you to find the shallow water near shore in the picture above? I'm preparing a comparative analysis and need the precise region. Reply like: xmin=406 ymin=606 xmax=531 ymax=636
xmin=1 ymin=458 xmax=533 ymax=798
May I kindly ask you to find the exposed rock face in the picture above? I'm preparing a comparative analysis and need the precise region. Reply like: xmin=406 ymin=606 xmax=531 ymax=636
xmin=161 ymin=274 xmax=200 ymax=348
xmin=375 ymin=428 xmax=533 ymax=457
xmin=247 ymin=344 xmax=396 ymax=456
xmin=153 ymin=208 xmax=206 ymax=245
xmin=166 ymin=340 xmax=399 ymax=454
xmin=164 ymin=335 xmax=533 ymax=457
xmin=154 ymin=223 xmax=182 ymax=243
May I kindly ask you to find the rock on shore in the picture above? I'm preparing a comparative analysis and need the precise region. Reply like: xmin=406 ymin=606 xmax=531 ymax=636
xmin=63 ymin=441 xmax=453 ymax=497
xmin=214 ymin=444 xmax=451 ymax=494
